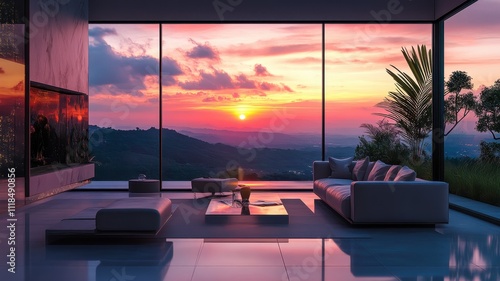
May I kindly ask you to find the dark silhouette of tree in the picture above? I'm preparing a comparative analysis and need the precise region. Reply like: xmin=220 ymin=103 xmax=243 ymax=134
xmin=444 ymin=71 xmax=477 ymax=135
xmin=478 ymin=141 xmax=500 ymax=163
xmin=355 ymin=120 xmax=410 ymax=164
xmin=475 ymin=79 xmax=500 ymax=140
xmin=376 ymin=45 xmax=432 ymax=161
xmin=475 ymin=79 xmax=500 ymax=161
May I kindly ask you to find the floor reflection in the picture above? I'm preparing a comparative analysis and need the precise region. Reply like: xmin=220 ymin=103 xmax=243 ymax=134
xmin=0 ymin=191 xmax=498 ymax=281
xmin=45 ymin=242 xmax=173 ymax=281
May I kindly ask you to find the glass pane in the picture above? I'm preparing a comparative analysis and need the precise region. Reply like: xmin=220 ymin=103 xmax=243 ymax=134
xmin=89 ymin=24 xmax=160 ymax=181
xmin=0 ymin=22 xmax=25 ymax=178
xmin=325 ymin=24 xmax=432 ymax=178
xmin=161 ymin=24 xmax=322 ymax=182
xmin=445 ymin=0 xmax=500 ymax=206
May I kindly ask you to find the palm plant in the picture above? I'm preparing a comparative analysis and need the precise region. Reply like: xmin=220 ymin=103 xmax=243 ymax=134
xmin=376 ymin=45 xmax=433 ymax=161
xmin=355 ymin=120 xmax=410 ymax=164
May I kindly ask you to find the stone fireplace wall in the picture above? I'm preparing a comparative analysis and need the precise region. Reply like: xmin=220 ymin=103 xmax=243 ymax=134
xmin=26 ymin=0 xmax=91 ymax=200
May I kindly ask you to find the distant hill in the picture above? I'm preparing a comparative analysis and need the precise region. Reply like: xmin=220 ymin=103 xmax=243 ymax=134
xmin=172 ymin=126 xmax=362 ymax=148
xmin=88 ymin=125 xmax=485 ymax=181
xmin=88 ymin=126 xmax=339 ymax=181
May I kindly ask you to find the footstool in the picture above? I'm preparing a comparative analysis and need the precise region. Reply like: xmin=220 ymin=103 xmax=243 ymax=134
xmin=128 ymin=179 xmax=160 ymax=193
xmin=191 ymin=177 xmax=238 ymax=198
xmin=96 ymin=198 xmax=172 ymax=232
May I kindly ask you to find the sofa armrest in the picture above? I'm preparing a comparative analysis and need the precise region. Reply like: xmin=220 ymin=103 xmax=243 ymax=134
xmin=313 ymin=161 xmax=331 ymax=181
xmin=350 ymin=181 xmax=449 ymax=224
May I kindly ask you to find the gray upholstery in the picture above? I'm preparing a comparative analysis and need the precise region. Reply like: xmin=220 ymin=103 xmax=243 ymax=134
xmin=96 ymin=198 xmax=172 ymax=231
xmin=325 ymin=185 xmax=351 ymax=219
xmin=128 ymin=179 xmax=160 ymax=193
xmin=366 ymin=160 xmax=391 ymax=181
xmin=350 ymin=181 xmax=449 ymax=223
xmin=351 ymin=156 xmax=370 ymax=181
xmin=394 ymin=166 xmax=417 ymax=181
xmin=313 ymin=161 xmax=449 ymax=224
xmin=313 ymin=178 xmax=353 ymax=200
xmin=383 ymin=165 xmax=402 ymax=181
xmin=362 ymin=162 xmax=376 ymax=181
xmin=313 ymin=161 xmax=333 ymax=181
xmin=328 ymin=157 xmax=353 ymax=179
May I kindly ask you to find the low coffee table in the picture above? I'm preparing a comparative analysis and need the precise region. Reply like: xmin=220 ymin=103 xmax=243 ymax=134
xmin=205 ymin=194 xmax=288 ymax=224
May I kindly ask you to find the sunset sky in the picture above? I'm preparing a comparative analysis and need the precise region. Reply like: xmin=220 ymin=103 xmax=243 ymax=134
xmin=88 ymin=0 xmax=500 ymax=137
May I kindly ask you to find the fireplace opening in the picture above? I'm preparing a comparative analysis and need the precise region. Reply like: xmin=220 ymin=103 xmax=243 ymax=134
xmin=29 ymin=86 xmax=90 ymax=174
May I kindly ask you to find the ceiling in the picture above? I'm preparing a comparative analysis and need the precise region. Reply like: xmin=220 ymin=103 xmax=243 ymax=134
xmin=89 ymin=0 xmax=477 ymax=23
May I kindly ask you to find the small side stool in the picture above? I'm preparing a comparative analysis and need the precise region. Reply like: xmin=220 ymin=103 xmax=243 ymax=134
xmin=191 ymin=178 xmax=238 ymax=198
xmin=128 ymin=179 xmax=160 ymax=193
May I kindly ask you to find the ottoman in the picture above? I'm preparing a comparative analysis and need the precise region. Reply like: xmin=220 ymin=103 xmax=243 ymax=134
xmin=191 ymin=177 xmax=238 ymax=198
xmin=129 ymin=179 xmax=160 ymax=193
xmin=96 ymin=198 xmax=172 ymax=232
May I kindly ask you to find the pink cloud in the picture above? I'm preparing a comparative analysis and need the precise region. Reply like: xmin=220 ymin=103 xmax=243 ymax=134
xmin=179 ymin=69 xmax=234 ymax=90
xmin=257 ymin=81 xmax=294 ymax=93
xmin=254 ymin=64 xmax=272 ymax=76
xmin=235 ymin=74 xmax=256 ymax=89
xmin=186 ymin=39 xmax=220 ymax=61
xmin=225 ymin=43 xmax=319 ymax=57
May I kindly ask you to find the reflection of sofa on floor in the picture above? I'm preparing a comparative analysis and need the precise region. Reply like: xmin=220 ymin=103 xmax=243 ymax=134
xmin=313 ymin=158 xmax=449 ymax=224
xmin=333 ymin=238 xmax=450 ymax=278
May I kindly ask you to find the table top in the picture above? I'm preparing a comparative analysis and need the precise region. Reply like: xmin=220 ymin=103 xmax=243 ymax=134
xmin=205 ymin=194 xmax=288 ymax=217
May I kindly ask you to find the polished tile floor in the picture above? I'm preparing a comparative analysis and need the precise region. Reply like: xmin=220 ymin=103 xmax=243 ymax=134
xmin=0 ymin=189 xmax=499 ymax=281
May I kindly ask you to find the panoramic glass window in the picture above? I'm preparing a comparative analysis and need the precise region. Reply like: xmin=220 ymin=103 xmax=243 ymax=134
xmin=161 ymin=24 xmax=322 ymax=182
xmin=445 ymin=0 xmax=500 ymax=206
xmin=88 ymin=24 xmax=160 ymax=180
xmin=325 ymin=24 xmax=432 ymax=178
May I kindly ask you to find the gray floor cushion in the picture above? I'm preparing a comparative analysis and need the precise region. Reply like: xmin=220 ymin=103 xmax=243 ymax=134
xmin=96 ymin=198 xmax=172 ymax=231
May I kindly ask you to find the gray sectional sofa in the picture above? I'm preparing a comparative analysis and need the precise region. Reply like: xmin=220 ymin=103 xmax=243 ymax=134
xmin=313 ymin=158 xmax=449 ymax=224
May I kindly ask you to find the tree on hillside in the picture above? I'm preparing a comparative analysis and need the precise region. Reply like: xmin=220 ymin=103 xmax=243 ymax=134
xmin=444 ymin=70 xmax=477 ymax=136
xmin=475 ymin=79 xmax=500 ymax=140
xmin=355 ymin=119 xmax=410 ymax=164
xmin=475 ymin=79 xmax=500 ymax=162
xmin=376 ymin=45 xmax=433 ymax=161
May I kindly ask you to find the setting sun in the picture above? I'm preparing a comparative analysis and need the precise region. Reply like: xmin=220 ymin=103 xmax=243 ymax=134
xmin=239 ymin=114 xmax=246 ymax=120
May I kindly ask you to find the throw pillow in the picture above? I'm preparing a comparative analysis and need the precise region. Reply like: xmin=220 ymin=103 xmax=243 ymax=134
xmin=394 ymin=166 xmax=417 ymax=181
xmin=384 ymin=165 xmax=402 ymax=181
xmin=362 ymin=161 xmax=376 ymax=181
xmin=367 ymin=160 xmax=392 ymax=181
xmin=328 ymin=156 xmax=354 ymax=179
xmin=351 ymin=156 xmax=370 ymax=181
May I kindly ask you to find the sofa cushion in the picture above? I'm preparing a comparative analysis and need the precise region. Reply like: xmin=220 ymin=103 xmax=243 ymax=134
xmin=313 ymin=178 xmax=353 ymax=200
xmin=351 ymin=157 xmax=370 ymax=181
xmin=324 ymin=185 xmax=351 ymax=219
xmin=384 ymin=165 xmax=402 ymax=181
xmin=394 ymin=166 xmax=416 ymax=181
xmin=362 ymin=161 xmax=376 ymax=181
xmin=316 ymin=178 xmax=354 ymax=187
xmin=328 ymin=156 xmax=353 ymax=179
xmin=367 ymin=160 xmax=391 ymax=181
